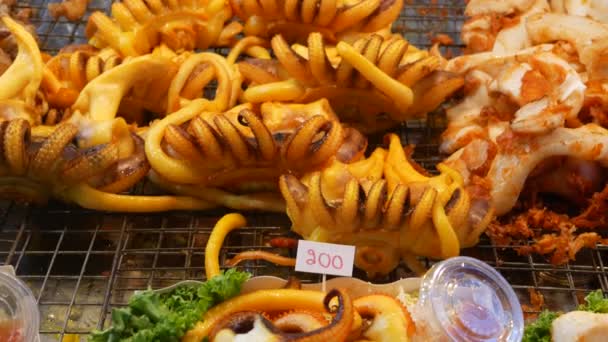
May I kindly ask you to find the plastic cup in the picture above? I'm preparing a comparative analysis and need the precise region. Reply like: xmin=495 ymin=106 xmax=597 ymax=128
xmin=0 ymin=267 xmax=40 ymax=342
xmin=415 ymin=256 xmax=523 ymax=342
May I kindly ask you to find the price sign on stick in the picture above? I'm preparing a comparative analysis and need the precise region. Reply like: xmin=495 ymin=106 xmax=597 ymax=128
xmin=295 ymin=240 xmax=355 ymax=277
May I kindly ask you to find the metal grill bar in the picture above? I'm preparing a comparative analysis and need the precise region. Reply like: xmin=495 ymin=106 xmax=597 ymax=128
xmin=0 ymin=0 xmax=604 ymax=340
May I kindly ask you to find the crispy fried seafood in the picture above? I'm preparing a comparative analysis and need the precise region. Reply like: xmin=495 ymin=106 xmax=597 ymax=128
xmin=230 ymin=0 xmax=404 ymax=42
xmin=239 ymin=33 xmax=463 ymax=132
xmin=85 ymin=0 xmax=240 ymax=56
xmin=280 ymin=133 xmax=493 ymax=276
xmin=146 ymin=98 xmax=367 ymax=211
xmin=487 ymin=207 xmax=608 ymax=265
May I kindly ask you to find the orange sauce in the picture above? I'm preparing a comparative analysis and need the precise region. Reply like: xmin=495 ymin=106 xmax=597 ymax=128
xmin=0 ymin=320 xmax=23 ymax=342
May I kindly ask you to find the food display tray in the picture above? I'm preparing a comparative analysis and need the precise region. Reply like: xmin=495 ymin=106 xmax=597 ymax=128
xmin=1 ymin=0 xmax=607 ymax=340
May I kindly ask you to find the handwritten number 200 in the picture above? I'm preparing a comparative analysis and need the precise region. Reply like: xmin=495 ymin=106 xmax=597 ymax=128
xmin=306 ymin=249 xmax=343 ymax=270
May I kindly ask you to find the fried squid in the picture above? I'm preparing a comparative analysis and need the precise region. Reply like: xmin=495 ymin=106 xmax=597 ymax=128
xmin=145 ymin=98 xmax=367 ymax=211
xmin=280 ymin=133 xmax=493 ymax=276
xmin=230 ymin=0 xmax=404 ymax=43
xmin=85 ymin=0 xmax=241 ymax=56
xmin=239 ymin=33 xmax=463 ymax=132
xmin=0 ymin=119 xmax=214 ymax=211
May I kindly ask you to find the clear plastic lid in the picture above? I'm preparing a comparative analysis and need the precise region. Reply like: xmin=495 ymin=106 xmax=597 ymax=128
xmin=416 ymin=256 xmax=523 ymax=342
xmin=0 ymin=266 xmax=40 ymax=342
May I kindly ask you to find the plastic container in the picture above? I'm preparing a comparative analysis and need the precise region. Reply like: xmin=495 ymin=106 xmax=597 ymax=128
xmin=0 ymin=266 xmax=40 ymax=342
xmin=415 ymin=256 xmax=523 ymax=342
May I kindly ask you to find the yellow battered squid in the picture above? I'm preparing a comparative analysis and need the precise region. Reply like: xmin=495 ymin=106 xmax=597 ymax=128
xmin=145 ymin=98 xmax=367 ymax=211
xmin=230 ymin=0 xmax=404 ymax=43
xmin=280 ymin=134 xmax=495 ymax=276
xmin=85 ymin=0 xmax=240 ymax=56
xmin=238 ymin=33 xmax=463 ymax=132
xmin=187 ymin=212 xmax=415 ymax=342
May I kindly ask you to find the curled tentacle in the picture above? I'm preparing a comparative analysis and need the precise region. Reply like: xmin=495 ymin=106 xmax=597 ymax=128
xmin=206 ymin=289 xmax=353 ymax=342
xmin=279 ymin=133 xmax=493 ymax=276
xmin=85 ymin=0 xmax=239 ymax=57
xmin=239 ymin=33 xmax=463 ymax=132
xmin=167 ymin=51 xmax=243 ymax=113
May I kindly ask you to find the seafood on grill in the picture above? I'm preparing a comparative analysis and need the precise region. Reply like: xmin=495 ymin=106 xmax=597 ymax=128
xmin=230 ymin=0 xmax=404 ymax=43
xmin=461 ymin=0 xmax=608 ymax=124
xmin=182 ymin=212 xmax=415 ymax=342
xmin=145 ymin=98 xmax=367 ymax=211
xmin=0 ymin=119 xmax=214 ymax=211
xmin=441 ymin=44 xmax=608 ymax=217
xmin=550 ymin=0 xmax=608 ymax=24
xmin=40 ymin=41 xmax=254 ymax=122
xmin=461 ymin=0 xmax=550 ymax=54
xmin=280 ymin=133 xmax=493 ymax=276
xmin=85 ymin=0 xmax=241 ymax=56
xmin=442 ymin=45 xmax=586 ymax=154
xmin=239 ymin=33 xmax=463 ymax=132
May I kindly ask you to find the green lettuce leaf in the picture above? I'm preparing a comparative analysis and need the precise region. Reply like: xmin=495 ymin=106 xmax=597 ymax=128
xmin=523 ymin=290 xmax=608 ymax=342
xmin=90 ymin=269 xmax=250 ymax=342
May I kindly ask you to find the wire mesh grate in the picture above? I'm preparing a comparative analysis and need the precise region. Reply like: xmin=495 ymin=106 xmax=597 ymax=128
xmin=0 ymin=0 xmax=606 ymax=340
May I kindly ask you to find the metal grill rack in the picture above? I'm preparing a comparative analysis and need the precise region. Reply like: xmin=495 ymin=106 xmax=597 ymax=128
xmin=0 ymin=0 xmax=606 ymax=340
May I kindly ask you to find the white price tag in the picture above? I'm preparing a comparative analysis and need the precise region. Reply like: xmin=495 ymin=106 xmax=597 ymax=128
xmin=295 ymin=240 xmax=355 ymax=277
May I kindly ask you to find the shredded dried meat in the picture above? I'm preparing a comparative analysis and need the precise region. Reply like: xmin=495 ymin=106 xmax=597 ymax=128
xmin=487 ymin=186 xmax=608 ymax=265
xmin=522 ymin=288 xmax=545 ymax=320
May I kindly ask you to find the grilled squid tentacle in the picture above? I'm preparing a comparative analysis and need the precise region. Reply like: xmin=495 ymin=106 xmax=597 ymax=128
xmin=226 ymin=251 xmax=297 ymax=267
xmin=336 ymin=40 xmax=414 ymax=118
xmin=184 ymin=289 xmax=326 ymax=340
xmin=203 ymin=289 xmax=353 ymax=342
xmin=0 ymin=17 xmax=43 ymax=110
xmin=205 ymin=213 xmax=247 ymax=279
xmin=0 ymin=120 xmax=215 ymax=212
xmin=3 ymin=119 xmax=31 ymax=177
xmin=63 ymin=184 xmax=216 ymax=212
